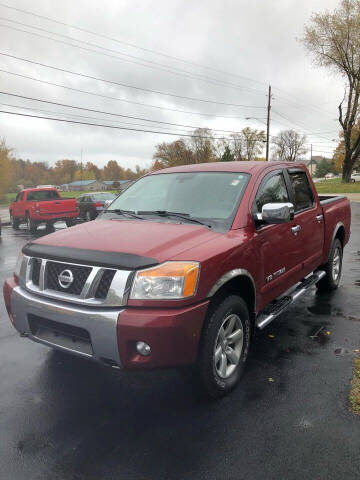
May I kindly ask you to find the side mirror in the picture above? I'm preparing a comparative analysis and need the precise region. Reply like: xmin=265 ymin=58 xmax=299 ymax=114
xmin=104 ymin=199 xmax=113 ymax=209
xmin=259 ymin=202 xmax=294 ymax=224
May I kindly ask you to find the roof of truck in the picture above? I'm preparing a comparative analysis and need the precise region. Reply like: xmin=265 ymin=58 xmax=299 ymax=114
xmin=150 ymin=161 xmax=307 ymax=175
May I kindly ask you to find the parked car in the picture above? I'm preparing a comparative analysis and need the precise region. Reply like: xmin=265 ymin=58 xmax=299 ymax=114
xmin=351 ymin=172 xmax=360 ymax=182
xmin=324 ymin=173 xmax=335 ymax=179
xmin=4 ymin=162 xmax=351 ymax=398
xmin=77 ymin=192 xmax=116 ymax=221
xmin=9 ymin=188 xmax=79 ymax=232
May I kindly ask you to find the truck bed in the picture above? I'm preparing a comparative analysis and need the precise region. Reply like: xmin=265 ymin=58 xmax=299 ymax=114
xmin=318 ymin=194 xmax=347 ymax=205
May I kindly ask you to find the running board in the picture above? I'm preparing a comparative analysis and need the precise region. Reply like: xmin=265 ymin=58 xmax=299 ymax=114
xmin=256 ymin=270 xmax=326 ymax=330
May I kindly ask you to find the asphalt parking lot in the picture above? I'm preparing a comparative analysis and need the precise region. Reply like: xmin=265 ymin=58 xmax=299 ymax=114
xmin=0 ymin=209 xmax=360 ymax=480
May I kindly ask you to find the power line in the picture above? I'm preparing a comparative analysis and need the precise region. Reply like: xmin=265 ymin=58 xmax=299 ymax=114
xmin=0 ymin=2 xmax=270 ymax=88
xmin=0 ymin=3 xmax=341 ymax=119
xmin=0 ymin=109 xmax=237 ymax=139
xmin=0 ymin=91 xmax=249 ymax=134
xmin=0 ymin=52 xmax=266 ymax=109
xmin=0 ymin=20 xmax=266 ymax=96
xmin=0 ymin=69 xmax=257 ymax=119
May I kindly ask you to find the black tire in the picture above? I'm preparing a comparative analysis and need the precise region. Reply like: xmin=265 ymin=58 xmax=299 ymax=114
xmin=351 ymin=179 xmax=356 ymax=183
xmin=10 ymin=212 xmax=20 ymax=230
xmin=26 ymin=213 xmax=37 ymax=233
xmin=316 ymin=238 xmax=343 ymax=292
xmin=85 ymin=210 xmax=92 ymax=222
xmin=196 ymin=295 xmax=251 ymax=398
xmin=65 ymin=219 xmax=74 ymax=227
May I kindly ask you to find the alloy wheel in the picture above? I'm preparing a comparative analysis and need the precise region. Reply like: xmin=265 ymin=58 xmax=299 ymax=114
xmin=214 ymin=314 xmax=244 ymax=379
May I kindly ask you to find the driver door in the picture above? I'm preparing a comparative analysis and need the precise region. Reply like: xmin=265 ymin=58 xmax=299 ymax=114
xmin=252 ymin=170 xmax=303 ymax=306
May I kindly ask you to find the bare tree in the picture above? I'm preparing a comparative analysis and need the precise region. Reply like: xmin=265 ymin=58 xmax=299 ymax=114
xmin=272 ymin=129 xmax=308 ymax=161
xmin=189 ymin=128 xmax=217 ymax=163
xmin=229 ymin=133 xmax=245 ymax=161
xmin=301 ymin=0 xmax=360 ymax=182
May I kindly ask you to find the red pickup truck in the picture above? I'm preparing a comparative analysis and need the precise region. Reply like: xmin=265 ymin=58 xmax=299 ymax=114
xmin=9 ymin=188 xmax=79 ymax=232
xmin=3 ymin=162 xmax=351 ymax=397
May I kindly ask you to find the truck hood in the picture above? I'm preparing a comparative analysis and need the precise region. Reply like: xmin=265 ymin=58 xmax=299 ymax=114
xmin=26 ymin=219 xmax=221 ymax=269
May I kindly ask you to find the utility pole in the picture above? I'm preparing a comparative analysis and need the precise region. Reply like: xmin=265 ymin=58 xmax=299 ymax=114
xmin=310 ymin=144 xmax=313 ymax=176
xmin=266 ymin=85 xmax=271 ymax=162
xmin=80 ymin=148 xmax=83 ymax=184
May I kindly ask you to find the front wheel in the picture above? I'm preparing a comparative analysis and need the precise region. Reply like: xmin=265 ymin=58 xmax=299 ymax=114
xmin=316 ymin=238 xmax=343 ymax=292
xmin=197 ymin=295 xmax=251 ymax=398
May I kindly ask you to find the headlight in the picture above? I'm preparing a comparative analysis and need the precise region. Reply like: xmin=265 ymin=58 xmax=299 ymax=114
xmin=130 ymin=261 xmax=200 ymax=300
xmin=14 ymin=252 xmax=24 ymax=282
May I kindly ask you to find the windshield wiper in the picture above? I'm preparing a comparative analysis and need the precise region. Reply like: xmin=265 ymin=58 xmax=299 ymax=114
xmin=137 ymin=210 xmax=211 ymax=228
xmin=105 ymin=209 xmax=144 ymax=220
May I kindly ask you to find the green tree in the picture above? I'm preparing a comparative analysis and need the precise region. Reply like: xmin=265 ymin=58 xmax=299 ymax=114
xmin=315 ymin=158 xmax=335 ymax=177
xmin=221 ymin=145 xmax=234 ymax=162
xmin=301 ymin=0 xmax=360 ymax=182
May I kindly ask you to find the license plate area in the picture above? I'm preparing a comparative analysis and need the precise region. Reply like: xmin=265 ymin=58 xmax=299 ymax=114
xmin=28 ymin=314 xmax=93 ymax=356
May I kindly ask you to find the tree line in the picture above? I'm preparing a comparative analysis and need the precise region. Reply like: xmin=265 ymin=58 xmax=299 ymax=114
xmin=0 ymin=137 xmax=148 ymax=199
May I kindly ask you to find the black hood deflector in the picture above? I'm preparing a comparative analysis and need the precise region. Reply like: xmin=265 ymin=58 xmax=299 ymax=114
xmin=22 ymin=243 xmax=159 ymax=270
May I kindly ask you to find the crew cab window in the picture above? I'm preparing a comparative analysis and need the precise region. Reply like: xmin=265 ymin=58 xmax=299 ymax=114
xmin=255 ymin=173 xmax=289 ymax=212
xmin=288 ymin=171 xmax=314 ymax=212
xmin=26 ymin=190 xmax=60 ymax=201
xmin=15 ymin=193 xmax=20 ymax=202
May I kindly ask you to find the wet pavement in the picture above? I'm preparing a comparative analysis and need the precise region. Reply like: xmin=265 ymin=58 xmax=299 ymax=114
xmin=0 ymin=210 xmax=360 ymax=480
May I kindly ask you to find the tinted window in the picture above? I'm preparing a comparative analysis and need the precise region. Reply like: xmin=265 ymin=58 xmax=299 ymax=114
xmin=289 ymin=172 xmax=314 ymax=212
xmin=255 ymin=173 xmax=289 ymax=212
xmin=26 ymin=190 xmax=60 ymax=201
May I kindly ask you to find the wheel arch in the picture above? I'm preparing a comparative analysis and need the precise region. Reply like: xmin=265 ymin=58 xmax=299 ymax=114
xmin=207 ymin=269 xmax=256 ymax=316
xmin=333 ymin=222 xmax=345 ymax=248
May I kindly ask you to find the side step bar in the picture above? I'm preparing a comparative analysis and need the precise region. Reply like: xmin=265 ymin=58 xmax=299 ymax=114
xmin=256 ymin=270 xmax=326 ymax=330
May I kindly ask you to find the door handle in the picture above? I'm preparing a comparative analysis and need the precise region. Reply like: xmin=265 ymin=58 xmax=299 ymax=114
xmin=291 ymin=225 xmax=301 ymax=235
xmin=316 ymin=214 xmax=323 ymax=223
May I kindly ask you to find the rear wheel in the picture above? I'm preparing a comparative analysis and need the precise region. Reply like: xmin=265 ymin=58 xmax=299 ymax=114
xmin=196 ymin=295 xmax=251 ymax=398
xmin=316 ymin=238 xmax=343 ymax=291
xmin=26 ymin=213 xmax=37 ymax=233
xmin=85 ymin=210 xmax=92 ymax=222
xmin=10 ymin=213 xmax=20 ymax=230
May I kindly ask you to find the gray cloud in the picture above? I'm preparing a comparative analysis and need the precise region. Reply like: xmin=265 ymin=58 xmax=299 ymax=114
xmin=0 ymin=0 xmax=343 ymax=168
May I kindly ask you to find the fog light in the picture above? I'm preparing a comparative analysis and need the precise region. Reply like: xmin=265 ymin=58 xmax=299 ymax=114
xmin=136 ymin=341 xmax=151 ymax=356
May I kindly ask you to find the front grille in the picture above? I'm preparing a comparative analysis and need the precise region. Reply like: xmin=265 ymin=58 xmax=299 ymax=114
xmin=31 ymin=258 xmax=41 ymax=286
xmin=95 ymin=269 xmax=116 ymax=299
xmin=45 ymin=261 xmax=91 ymax=295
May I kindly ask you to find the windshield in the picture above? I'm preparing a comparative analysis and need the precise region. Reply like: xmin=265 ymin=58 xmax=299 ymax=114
xmin=107 ymin=172 xmax=249 ymax=229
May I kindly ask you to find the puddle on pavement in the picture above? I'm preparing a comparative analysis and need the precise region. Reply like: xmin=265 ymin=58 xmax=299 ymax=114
xmin=334 ymin=347 xmax=351 ymax=356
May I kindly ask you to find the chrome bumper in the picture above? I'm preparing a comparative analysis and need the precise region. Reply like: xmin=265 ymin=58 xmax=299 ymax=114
xmin=10 ymin=286 xmax=123 ymax=367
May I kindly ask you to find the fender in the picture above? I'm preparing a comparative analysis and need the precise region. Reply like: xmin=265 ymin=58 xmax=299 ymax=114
xmin=207 ymin=268 xmax=256 ymax=309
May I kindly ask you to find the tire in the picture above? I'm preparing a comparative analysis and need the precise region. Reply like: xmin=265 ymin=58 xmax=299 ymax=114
xmin=316 ymin=238 xmax=343 ymax=292
xmin=10 ymin=212 xmax=20 ymax=230
xmin=85 ymin=210 xmax=92 ymax=222
xmin=351 ymin=179 xmax=356 ymax=183
xmin=26 ymin=213 xmax=37 ymax=233
xmin=65 ymin=219 xmax=74 ymax=227
xmin=196 ymin=295 xmax=251 ymax=398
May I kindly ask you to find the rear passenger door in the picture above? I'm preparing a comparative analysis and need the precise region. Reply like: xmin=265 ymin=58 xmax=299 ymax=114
xmin=285 ymin=168 xmax=324 ymax=275
xmin=252 ymin=169 xmax=303 ymax=304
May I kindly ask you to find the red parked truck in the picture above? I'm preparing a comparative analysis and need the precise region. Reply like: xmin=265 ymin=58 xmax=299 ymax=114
xmin=3 ymin=162 xmax=351 ymax=397
xmin=9 ymin=187 xmax=79 ymax=232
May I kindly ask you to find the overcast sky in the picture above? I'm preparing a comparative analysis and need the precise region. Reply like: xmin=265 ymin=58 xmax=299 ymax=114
xmin=0 ymin=0 xmax=344 ymax=169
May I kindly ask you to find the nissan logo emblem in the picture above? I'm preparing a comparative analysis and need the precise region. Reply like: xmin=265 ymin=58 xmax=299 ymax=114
xmin=58 ymin=269 xmax=74 ymax=289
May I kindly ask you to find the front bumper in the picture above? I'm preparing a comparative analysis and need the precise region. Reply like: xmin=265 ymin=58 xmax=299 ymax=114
xmin=4 ymin=279 xmax=209 ymax=370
